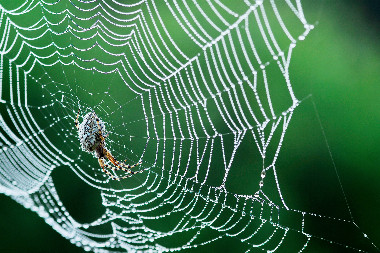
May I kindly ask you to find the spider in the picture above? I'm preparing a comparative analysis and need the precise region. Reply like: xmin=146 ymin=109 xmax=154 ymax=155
xmin=75 ymin=109 xmax=142 ymax=181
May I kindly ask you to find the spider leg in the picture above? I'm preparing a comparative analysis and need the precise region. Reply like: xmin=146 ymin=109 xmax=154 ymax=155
xmin=98 ymin=158 xmax=121 ymax=181
xmin=105 ymin=150 xmax=143 ymax=175
xmin=122 ymin=159 xmax=142 ymax=168
xmin=104 ymin=164 xmax=134 ymax=179
xmin=75 ymin=108 xmax=80 ymax=129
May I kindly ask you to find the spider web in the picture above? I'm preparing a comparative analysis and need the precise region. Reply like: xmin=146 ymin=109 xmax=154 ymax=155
xmin=0 ymin=0 xmax=377 ymax=252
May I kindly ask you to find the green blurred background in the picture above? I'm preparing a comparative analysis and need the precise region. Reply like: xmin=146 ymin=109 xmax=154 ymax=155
xmin=0 ymin=0 xmax=380 ymax=252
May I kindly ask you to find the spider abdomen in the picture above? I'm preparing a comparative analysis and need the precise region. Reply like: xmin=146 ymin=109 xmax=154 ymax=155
xmin=78 ymin=112 xmax=106 ymax=153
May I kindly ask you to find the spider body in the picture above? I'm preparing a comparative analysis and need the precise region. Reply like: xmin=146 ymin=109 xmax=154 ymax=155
xmin=75 ymin=109 xmax=142 ymax=180
xmin=78 ymin=112 xmax=106 ymax=155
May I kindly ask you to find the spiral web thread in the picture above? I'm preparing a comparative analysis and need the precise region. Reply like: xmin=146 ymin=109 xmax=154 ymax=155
xmin=0 ymin=0 xmax=376 ymax=252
